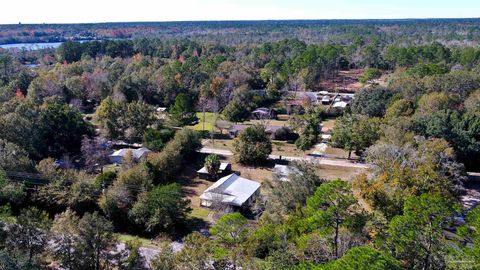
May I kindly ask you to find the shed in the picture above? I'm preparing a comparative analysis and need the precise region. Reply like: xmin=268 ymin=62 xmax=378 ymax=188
xmin=197 ymin=162 xmax=232 ymax=180
xmin=333 ymin=101 xmax=349 ymax=108
xmin=251 ymin=107 xmax=277 ymax=120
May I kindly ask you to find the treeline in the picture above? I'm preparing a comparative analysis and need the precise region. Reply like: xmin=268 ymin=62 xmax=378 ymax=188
xmin=3 ymin=19 xmax=480 ymax=45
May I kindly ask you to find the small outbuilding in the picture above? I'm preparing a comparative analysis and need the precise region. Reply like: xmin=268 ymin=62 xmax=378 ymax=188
xmin=333 ymin=101 xmax=349 ymax=109
xmin=200 ymin=173 xmax=261 ymax=208
xmin=156 ymin=107 xmax=167 ymax=113
xmin=251 ymin=107 xmax=277 ymax=120
xmin=197 ymin=162 xmax=232 ymax=180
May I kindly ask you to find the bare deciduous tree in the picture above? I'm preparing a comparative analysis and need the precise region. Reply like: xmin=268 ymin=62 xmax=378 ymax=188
xmin=81 ymin=136 xmax=109 ymax=172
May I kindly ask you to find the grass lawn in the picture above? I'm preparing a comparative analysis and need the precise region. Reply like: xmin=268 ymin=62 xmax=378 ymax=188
xmin=189 ymin=112 xmax=216 ymax=131
xmin=322 ymin=119 xmax=336 ymax=132
xmin=102 ymin=164 xmax=120 ymax=173
xmin=115 ymin=233 xmax=159 ymax=248
xmin=190 ymin=206 xmax=210 ymax=221
xmin=178 ymin=155 xmax=214 ymax=223
xmin=223 ymin=155 xmax=278 ymax=183
xmin=317 ymin=165 xmax=364 ymax=181
xmin=271 ymin=141 xmax=309 ymax=157
xmin=189 ymin=112 xmax=291 ymax=132
xmin=324 ymin=146 xmax=358 ymax=159
xmin=202 ymin=138 xmax=234 ymax=150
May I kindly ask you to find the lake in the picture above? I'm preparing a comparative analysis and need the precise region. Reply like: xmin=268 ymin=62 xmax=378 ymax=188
xmin=0 ymin=42 xmax=63 ymax=50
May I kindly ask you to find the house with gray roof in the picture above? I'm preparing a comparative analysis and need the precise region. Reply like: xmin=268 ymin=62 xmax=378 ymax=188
xmin=109 ymin=147 xmax=151 ymax=164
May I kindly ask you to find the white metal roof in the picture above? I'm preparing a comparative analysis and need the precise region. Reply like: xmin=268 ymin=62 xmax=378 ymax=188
xmin=200 ymin=173 xmax=261 ymax=207
xmin=333 ymin=101 xmax=348 ymax=108
xmin=197 ymin=163 xmax=230 ymax=174
xmin=110 ymin=148 xmax=151 ymax=159
xmin=321 ymin=134 xmax=332 ymax=140
xmin=110 ymin=148 xmax=128 ymax=157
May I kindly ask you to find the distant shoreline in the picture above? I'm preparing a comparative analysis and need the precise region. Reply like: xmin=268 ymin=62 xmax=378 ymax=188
xmin=1 ymin=17 xmax=480 ymax=26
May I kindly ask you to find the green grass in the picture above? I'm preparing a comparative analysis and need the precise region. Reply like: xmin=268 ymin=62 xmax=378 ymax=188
xmin=188 ymin=112 xmax=290 ymax=132
xmin=190 ymin=206 xmax=210 ymax=221
xmin=324 ymin=146 xmax=357 ymax=159
xmin=189 ymin=112 xmax=216 ymax=131
xmin=322 ymin=119 xmax=336 ymax=131
xmin=271 ymin=141 xmax=308 ymax=156
xmin=115 ymin=233 xmax=158 ymax=248
xmin=102 ymin=164 xmax=120 ymax=173
xmin=202 ymin=138 xmax=233 ymax=149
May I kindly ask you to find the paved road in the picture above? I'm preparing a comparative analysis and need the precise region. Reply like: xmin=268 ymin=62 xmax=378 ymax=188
xmin=199 ymin=147 xmax=233 ymax=157
xmin=201 ymin=146 xmax=480 ymax=173
xmin=199 ymin=147 xmax=370 ymax=169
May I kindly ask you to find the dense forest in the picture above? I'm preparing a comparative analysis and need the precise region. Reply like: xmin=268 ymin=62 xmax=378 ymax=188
xmin=2 ymin=19 xmax=480 ymax=45
xmin=0 ymin=19 xmax=479 ymax=269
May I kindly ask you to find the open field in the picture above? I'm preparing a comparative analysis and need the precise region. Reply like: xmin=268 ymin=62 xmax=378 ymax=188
xmin=319 ymin=69 xmax=363 ymax=92
xmin=189 ymin=112 xmax=217 ymax=131
xmin=317 ymin=69 xmax=390 ymax=92
xmin=189 ymin=112 xmax=291 ymax=131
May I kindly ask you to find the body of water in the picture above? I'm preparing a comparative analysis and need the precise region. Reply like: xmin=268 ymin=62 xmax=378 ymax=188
xmin=0 ymin=42 xmax=63 ymax=50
